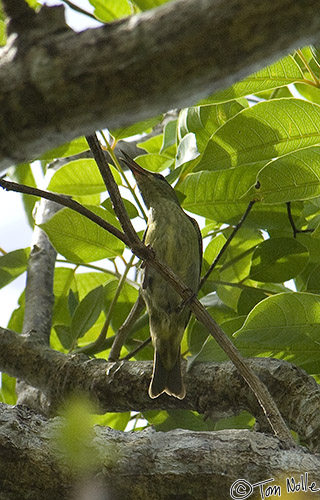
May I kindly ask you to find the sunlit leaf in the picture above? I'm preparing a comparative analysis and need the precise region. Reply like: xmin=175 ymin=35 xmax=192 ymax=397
xmin=39 ymin=206 xmax=124 ymax=263
xmin=234 ymin=292 xmax=320 ymax=372
xmin=195 ymin=98 xmax=320 ymax=171
xmin=90 ymin=0 xmax=131 ymax=22
xmin=200 ymin=56 xmax=304 ymax=104
xmin=253 ymin=146 xmax=320 ymax=204
xmin=0 ymin=248 xmax=30 ymax=289
xmin=41 ymin=137 xmax=88 ymax=161
xmin=48 ymin=159 xmax=106 ymax=195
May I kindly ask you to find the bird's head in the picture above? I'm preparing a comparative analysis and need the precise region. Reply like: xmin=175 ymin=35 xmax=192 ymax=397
xmin=120 ymin=151 xmax=180 ymax=209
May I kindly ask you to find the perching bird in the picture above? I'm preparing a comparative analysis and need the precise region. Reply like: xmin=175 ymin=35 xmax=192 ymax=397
xmin=120 ymin=151 xmax=202 ymax=399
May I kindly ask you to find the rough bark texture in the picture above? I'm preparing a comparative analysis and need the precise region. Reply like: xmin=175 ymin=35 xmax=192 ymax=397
xmin=1 ymin=327 xmax=320 ymax=452
xmin=0 ymin=0 xmax=320 ymax=170
xmin=0 ymin=403 xmax=320 ymax=500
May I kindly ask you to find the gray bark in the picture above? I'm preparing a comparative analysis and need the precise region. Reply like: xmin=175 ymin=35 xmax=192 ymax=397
xmin=1 ymin=327 xmax=320 ymax=452
xmin=1 ymin=403 xmax=320 ymax=500
xmin=0 ymin=0 xmax=320 ymax=170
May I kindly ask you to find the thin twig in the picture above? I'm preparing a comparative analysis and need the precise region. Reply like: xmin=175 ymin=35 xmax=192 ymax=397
xmin=109 ymin=294 xmax=146 ymax=361
xmin=286 ymin=201 xmax=313 ymax=238
xmin=121 ymin=337 xmax=152 ymax=361
xmin=77 ymin=254 xmax=136 ymax=355
xmin=199 ymin=201 xmax=255 ymax=290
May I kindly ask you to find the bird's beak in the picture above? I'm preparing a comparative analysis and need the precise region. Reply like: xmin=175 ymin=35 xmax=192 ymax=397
xmin=119 ymin=150 xmax=149 ymax=178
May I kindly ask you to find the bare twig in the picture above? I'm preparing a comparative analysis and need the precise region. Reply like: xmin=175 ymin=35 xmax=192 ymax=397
xmin=121 ymin=337 xmax=151 ymax=361
xmin=108 ymin=294 xmax=146 ymax=360
xmin=286 ymin=201 xmax=313 ymax=238
xmin=199 ymin=201 xmax=255 ymax=289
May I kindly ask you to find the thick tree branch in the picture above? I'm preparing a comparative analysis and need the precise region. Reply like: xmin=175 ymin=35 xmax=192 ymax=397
xmin=1 ymin=404 xmax=319 ymax=500
xmin=16 ymin=198 xmax=60 ymax=412
xmin=1 ymin=327 xmax=320 ymax=451
xmin=0 ymin=0 xmax=319 ymax=170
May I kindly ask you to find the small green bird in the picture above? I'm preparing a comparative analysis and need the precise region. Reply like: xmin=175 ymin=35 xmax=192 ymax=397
xmin=120 ymin=152 xmax=202 ymax=399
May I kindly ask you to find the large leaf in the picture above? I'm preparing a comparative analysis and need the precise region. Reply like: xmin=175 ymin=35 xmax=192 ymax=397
xmin=253 ymin=146 xmax=320 ymax=203
xmin=47 ymin=159 xmax=106 ymax=195
xmin=195 ymin=98 xmax=320 ymax=171
xmin=200 ymin=55 xmax=304 ymax=104
xmin=181 ymin=167 xmax=304 ymax=229
xmin=234 ymin=292 xmax=320 ymax=373
xmin=111 ymin=115 xmax=162 ymax=140
xmin=41 ymin=137 xmax=89 ymax=161
xmin=178 ymin=101 xmax=245 ymax=153
xmin=39 ymin=206 xmax=124 ymax=263
xmin=249 ymin=237 xmax=309 ymax=282
xmin=180 ymin=162 xmax=265 ymax=221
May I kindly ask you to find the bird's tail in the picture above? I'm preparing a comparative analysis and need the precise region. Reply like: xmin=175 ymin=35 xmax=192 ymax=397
xmin=148 ymin=349 xmax=186 ymax=399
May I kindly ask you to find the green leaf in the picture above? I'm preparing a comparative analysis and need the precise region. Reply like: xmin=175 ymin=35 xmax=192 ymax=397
xmin=0 ymin=248 xmax=30 ymax=289
xmin=52 ymin=267 xmax=76 ymax=326
xmin=234 ymin=292 xmax=320 ymax=373
xmin=47 ymin=159 xmax=106 ymax=195
xmin=132 ymin=0 xmax=171 ymax=9
xmin=180 ymin=162 xmax=264 ymax=221
xmin=138 ymin=134 xmax=164 ymax=154
xmin=39 ymin=206 xmax=124 ymax=263
xmin=200 ymin=55 xmax=304 ymax=104
xmin=178 ymin=101 xmax=245 ymax=153
xmin=41 ymin=137 xmax=89 ymax=161
xmin=249 ymin=237 xmax=309 ymax=282
xmin=90 ymin=0 xmax=131 ymax=22
xmin=143 ymin=410 xmax=215 ymax=431
xmin=111 ymin=115 xmax=162 ymax=140
xmin=102 ymin=197 xmax=139 ymax=219
xmin=195 ymin=98 xmax=320 ymax=172
xmin=254 ymin=146 xmax=320 ymax=204
xmin=71 ymin=285 xmax=105 ymax=340
xmin=132 ymin=154 xmax=173 ymax=173
xmin=294 ymin=83 xmax=320 ymax=105
xmin=92 ymin=412 xmax=131 ymax=430
xmin=104 ymin=280 xmax=139 ymax=331
xmin=55 ymin=324 xmax=73 ymax=350
xmin=217 ymin=229 xmax=264 ymax=310
xmin=0 ymin=373 xmax=16 ymax=405
xmin=73 ymin=272 xmax=115 ymax=300
xmin=175 ymin=133 xmax=199 ymax=167
xmin=161 ymin=119 xmax=177 ymax=153
xmin=7 ymin=291 xmax=25 ymax=333
xmin=8 ymin=164 xmax=37 ymax=227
